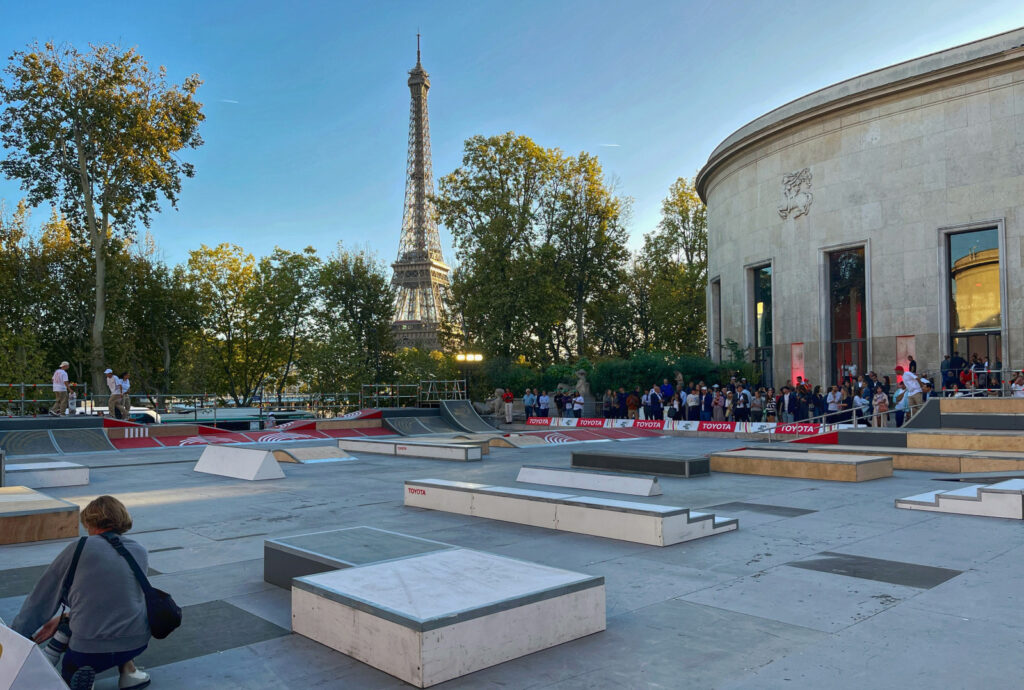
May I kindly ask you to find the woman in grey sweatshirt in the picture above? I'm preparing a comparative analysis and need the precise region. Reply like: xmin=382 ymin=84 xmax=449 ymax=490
xmin=13 ymin=495 xmax=152 ymax=689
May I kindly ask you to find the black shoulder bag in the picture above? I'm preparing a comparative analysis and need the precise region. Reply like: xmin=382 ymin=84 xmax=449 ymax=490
xmin=99 ymin=532 xmax=182 ymax=639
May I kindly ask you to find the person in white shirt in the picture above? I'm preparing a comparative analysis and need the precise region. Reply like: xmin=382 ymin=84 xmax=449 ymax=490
xmin=1011 ymin=375 xmax=1024 ymax=399
xmin=117 ymin=372 xmax=132 ymax=420
xmin=572 ymin=393 xmax=584 ymax=419
xmin=105 ymin=368 xmax=123 ymax=419
xmin=50 ymin=361 xmax=70 ymax=416
xmin=895 ymin=366 xmax=923 ymax=419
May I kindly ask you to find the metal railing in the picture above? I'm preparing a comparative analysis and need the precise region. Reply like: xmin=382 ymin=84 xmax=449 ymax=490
xmin=1 ymin=383 xmax=90 ymax=417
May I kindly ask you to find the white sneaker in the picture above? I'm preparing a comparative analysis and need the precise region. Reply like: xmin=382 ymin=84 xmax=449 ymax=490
xmin=119 ymin=667 xmax=151 ymax=690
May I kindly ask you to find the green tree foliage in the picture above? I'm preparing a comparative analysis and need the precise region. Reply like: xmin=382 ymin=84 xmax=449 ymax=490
xmin=185 ymin=243 xmax=285 ymax=406
xmin=307 ymin=247 xmax=396 ymax=392
xmin=0 ymin=42 xmax=204 ymax=390
xmin=637 ymin=176 xmax=708 ymax=354
xmin=436 ymin=132 xmax=630 ymax=363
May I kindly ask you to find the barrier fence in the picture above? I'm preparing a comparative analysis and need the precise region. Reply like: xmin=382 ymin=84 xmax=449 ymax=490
xmin=1 ymin=380 xmax=468 ymax=419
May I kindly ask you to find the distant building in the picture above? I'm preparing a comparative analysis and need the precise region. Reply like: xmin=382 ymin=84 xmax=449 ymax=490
xmin=391 ymin=36 xmax=451 ymax=352
xmin=697 ymin=28 xmax=1024 ymax=386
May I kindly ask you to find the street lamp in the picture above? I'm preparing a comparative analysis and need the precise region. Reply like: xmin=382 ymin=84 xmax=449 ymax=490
xmin=455 ymin=353 xmax=484 ymax=399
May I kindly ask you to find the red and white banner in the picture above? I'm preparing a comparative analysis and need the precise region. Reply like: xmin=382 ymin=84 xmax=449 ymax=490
xmin=634 ymin=419 xmax=666 ymax=430
xmin=698 ymin=421 xmax=737 ymax=432
xmin=577 ymin=417 xmax=606 ymax=428
xmin=526 ymin=417 xmax=552 ymax=426
xmin=775 ymin=423 xmax=822 ymax=435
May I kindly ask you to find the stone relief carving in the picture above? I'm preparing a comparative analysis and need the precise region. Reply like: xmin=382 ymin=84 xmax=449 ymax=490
xmin=777 ymin=167 xmax=813 ymax=219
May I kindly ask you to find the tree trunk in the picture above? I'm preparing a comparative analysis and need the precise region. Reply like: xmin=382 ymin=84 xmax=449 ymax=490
xmin=73 ymin=130 xmax=105 ymax=393
xmin=575 ymin=299 xmax=585 ymax=359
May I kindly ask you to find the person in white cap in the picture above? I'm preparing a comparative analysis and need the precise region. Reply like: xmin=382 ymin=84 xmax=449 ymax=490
xmin=50 ymin=361 xmax=70 ymax=416
xmin=105 ymin=369 xmax=123 ymax=419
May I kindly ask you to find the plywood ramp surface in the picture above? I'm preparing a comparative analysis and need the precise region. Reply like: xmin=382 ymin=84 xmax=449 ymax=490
xmin=710 ymin=450 xmax=892 ymax=482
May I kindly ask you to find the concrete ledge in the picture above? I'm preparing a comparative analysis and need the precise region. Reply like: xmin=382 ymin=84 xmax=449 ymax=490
xmin=404 ymin=479 xmax=737 ymax=546
xmin=517 ymin=465 xmax=662 ymax=496
xmin=907 ymin=430 xmax=1024 ymax=452
xmin=394 ymin=441 xmax=482 ymax=462
xmin=571 ymin=450 xmax=710 ymax=478
xmin=292 ymin=548 xmax=604 ymax=687
xmin=940 ymin=398 xmax=1024 ymax=415
xmin=709 ymin=450 xmax=892 ymax=482
xmin=337 ymin=438 xmax=396 ymax=455
xmin=897 ymin=479 xmax=1024 ymax=519
xmin=2 ymin=461 xmax=89 ymax=488
xmin=0 ymin=486 xmax=80 ymax=545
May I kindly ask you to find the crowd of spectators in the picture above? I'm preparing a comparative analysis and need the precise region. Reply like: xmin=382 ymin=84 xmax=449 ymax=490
xmin=517 ymin=351 xmax=1024 ymax=427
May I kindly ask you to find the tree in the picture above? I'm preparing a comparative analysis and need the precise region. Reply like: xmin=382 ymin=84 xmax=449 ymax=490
xmin=637 ymin=176 xmax=708 ymax=354
xmin=435 ymin=133 xmax=561 ymax=361
xmin=0 ymin=42 xmax=203 ymax=390
xmin=544 ymin=152 xmax=629 ymax=357
xmin=315 ymin=247 xmax=396 ymax=387
xmin=186 ymin=244 xmax=283 ymax=406
xmin=260 ymin=247 xmax=320 ymax=402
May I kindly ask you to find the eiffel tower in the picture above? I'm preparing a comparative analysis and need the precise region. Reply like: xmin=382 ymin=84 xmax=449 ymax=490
xmin=391 ymin=35 xmax=450 ymax=351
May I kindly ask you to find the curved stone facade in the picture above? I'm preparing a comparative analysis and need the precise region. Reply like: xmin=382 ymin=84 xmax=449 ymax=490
xmin=697 ymin=28 xmax=1024 ymax=388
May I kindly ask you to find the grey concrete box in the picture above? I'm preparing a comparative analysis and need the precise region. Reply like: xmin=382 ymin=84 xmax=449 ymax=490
xmin=291 ymin=548 xmax=606 ymax=687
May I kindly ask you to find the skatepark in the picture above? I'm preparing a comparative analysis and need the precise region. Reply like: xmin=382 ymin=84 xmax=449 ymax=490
xmin=2 ymin=399 xmax=1024 ymax=688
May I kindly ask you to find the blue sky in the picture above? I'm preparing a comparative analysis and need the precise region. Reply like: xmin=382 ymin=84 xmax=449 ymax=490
xmin=2 ymin=1 xmax=1023 ymax=267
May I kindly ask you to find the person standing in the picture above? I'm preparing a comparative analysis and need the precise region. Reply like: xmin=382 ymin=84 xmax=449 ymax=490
xmin=893 ymin=381 xmax=908 ymax=427
xmin=686 ymin=387 xmax=701 ymax=421
xmin=538 ymin=390 xmax=550 ymax=417
xmin=104 ymin=369 xmax=122 ymax=420
xmin=626 ymin=388 xmax=641 ymax=420
xmin=907 ymin=355 xmax=917 ymax=374
xmin=572 ymin=391 xmax=584 ymax=419
xmin=117 ymin=372 xmax=132 ymax=421
xmin=523 ymin=389 xmax=537 ymax=419
xmin=733 ymin=384 xmax=749 ymax=422
xmin=502 ymin=389 xmax=514 ymax=424
xmin=602 ymin=389 xmax=614 ymax=419
xmin=895 ymin=366 xmax=923 ymax=419
xmin=659 ymin=379 xmax=675 ymax=420
xmin=50 ymin=361 xmax=70 ymax=417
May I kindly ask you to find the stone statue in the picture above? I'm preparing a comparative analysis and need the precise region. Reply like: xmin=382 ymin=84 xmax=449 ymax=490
xmin=473 ymin=388 xmax=505 ymax=417
xmin=574 ymin=370 xmax=592 ymax=398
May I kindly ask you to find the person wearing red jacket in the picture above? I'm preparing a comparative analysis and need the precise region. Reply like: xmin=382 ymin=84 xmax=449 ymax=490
xmin=502 ymin=389 xmax=514 ymax=423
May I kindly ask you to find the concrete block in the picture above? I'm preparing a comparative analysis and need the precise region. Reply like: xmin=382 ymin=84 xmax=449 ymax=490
xmin=517 ymin=465 xmax=662 ymax=496
xmin=0 ymin=486 xmax=79 ymax=545
xmin=710 ymin=450 xmax=892 ymax=481
xmin=403 ymin=480 xmax=738 ymax=547
xmin=193 ymin=446 xmax=285 ymax=481
xmin=394 ymin=441 xmax=482 ymax=462
xmin=2 ymin=461 xmax=89 ymax=488
xmin=337 ymin=439 xmax=396 ymax=455
xmin=291 ymin=549 xmax=605 ymax=687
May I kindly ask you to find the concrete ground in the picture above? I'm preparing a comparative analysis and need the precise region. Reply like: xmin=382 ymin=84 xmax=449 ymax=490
xmin=2 ymin=436 xmax=1022 ymax=689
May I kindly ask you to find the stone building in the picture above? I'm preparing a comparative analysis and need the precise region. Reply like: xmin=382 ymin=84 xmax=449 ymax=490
xmin=696 ymin=28 xmax=1024 ymax=388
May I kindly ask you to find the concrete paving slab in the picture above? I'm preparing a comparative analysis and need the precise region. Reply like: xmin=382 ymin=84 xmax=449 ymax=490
xmin=2 ymin=432 xmax=1021 ymax=688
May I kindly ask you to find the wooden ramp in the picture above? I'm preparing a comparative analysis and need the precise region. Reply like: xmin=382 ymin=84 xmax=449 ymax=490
xmin=896 ymin=479 xmax=1024 ymax=519
xmin=709 ymin=449 xmax=892 ymax=482
xmin=272 ymin=445 xmax=357 ymax=464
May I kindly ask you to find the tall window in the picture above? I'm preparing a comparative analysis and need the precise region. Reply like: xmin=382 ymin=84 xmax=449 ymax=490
xmin=711 ymin=278 xmax=722 ymax=361
xmin=829 ymin=247 xmax=866 ymax=385
xmin=753 ymin=265 xmax=773 ymax=387
xmin=948 ymin=227 xmax=1001 ymax=369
